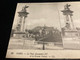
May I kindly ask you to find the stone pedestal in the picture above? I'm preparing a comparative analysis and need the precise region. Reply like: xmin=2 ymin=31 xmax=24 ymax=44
xmin=13 ymin=31 xmax=26 ymax=38
xmin=62 ymin=30 xmax=80 ymax=49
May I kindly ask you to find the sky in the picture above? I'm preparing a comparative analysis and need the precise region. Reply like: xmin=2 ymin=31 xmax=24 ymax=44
xmin=12 ymin=2 xmax=80 ymax=31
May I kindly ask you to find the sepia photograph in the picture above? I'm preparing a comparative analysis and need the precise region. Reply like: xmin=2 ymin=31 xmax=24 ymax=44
xmin=8 ymin=3 xmax=63 ymax=50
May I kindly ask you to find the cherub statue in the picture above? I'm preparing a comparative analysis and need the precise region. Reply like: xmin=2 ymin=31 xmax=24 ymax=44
xmin=21 ymin=5 xmax=29 ymax=12
xmin=64 ymin=4 xmax=71 ymax=10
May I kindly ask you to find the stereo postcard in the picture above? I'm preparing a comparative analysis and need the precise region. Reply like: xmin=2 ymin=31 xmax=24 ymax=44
xmin=6 ymin=2 xmax=80 ymax=59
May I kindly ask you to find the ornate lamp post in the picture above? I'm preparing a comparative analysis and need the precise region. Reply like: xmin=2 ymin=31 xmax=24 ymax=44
xmin=42 ymin=25 xmax=46 ymax=50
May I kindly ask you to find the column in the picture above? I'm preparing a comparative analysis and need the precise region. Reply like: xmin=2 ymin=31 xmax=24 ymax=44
xmin=21 ymin=17 xmax=24 ymax=32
